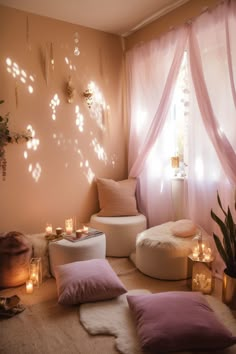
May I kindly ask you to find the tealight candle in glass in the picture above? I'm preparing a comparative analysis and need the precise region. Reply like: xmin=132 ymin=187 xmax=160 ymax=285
xmin=65 ymin=218 xmax=73 ymax=235
xmin=26 ymin=279 xmax=34 ymax=294
xmin=45 ymin=223 xmax=53 ymax=235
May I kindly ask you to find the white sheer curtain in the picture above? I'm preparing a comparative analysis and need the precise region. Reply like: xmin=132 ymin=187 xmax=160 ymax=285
xmin=187 ymin=1 xmax=236 ymax=274
xmin=126 ymin=0 xmax=236 ymax=243
xmin=126 ymin=27 xmax=188 ymax=226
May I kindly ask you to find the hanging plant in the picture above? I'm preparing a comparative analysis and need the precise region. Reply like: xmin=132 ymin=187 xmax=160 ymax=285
xmin=0 ymin=100 xmax=32 ymax=181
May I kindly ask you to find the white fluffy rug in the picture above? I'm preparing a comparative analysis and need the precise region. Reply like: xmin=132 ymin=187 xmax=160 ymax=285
xmin=80 ymin=290 xmax=236 ymax=354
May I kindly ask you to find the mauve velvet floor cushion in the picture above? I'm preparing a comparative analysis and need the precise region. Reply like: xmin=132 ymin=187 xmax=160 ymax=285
xmin=0 ymin=231 xmax=33 ymax=288
xmin=55 ymin=259 xmax=127 ymax=305
xmin=127 ymin=291 xmax=236 ymax=353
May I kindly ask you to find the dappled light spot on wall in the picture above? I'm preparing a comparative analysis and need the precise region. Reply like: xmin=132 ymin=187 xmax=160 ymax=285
xmin=110 ymin=154 xmax=118 ymax=168
xmin=73 ymin=32 xmax=80 ymax=57
xmin=26 ymin=125 xmax=39 ymax=151
xmin=76 ymin=150 xmax=94 ymax=184
xmin=53 ymin=133 xmax=62 ymax=146
xmin=23 ymin=125 xmax=41 ymax=181
xmin=83 ymin=160 xmax=94 ymax=184
xmin=49 ymin=94 xmax=60 ymax=121
xmin=30 ymin=162 xmax=41 ymax=182
xmin=77 ymin=148 xmax=83 ymax=160
xmin=64 ymin=57 xmax=76 ymax=72
xmin=28 ymin=162 xmax=41 ymax=182
xmin=5 ymin=57 xmax=35 ymax=94
xmin=28 ymin=85 xmax=33 ymax=94
xmin=21 ymin=70 xmax=26 ymax=78
xmin=91 ymin=137 xmax=107 ymax=163
xmin=75 ymin=105 xmax=84 ymax=132
xmin=85 ymin=81 xmax=108 ymax=131
xmin=52 ymin=133 xmax=70 ymax=149
xmin=86 ymin=167 xmax=95 ymax=184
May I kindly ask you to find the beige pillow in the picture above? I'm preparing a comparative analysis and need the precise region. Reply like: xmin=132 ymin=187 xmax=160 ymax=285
xmin=96 ymin=178 xmax=139 ymax=217
xmin=171 ymin=219 xmax=197 ymax=238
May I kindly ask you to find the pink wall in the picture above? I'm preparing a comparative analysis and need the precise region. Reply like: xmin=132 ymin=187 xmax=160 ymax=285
xmin=0 ymin=5 xmax=127 ymax=233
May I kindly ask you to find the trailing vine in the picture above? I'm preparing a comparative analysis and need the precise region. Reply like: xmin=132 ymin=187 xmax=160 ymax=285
xmin=0 ymin=100 xmax=32 ymax=180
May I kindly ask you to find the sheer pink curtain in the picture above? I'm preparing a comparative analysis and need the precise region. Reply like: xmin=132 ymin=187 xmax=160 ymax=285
xmin=126 ymin=27 xmax=188 ymax=226
xmin=187 ymin=1 xmax=236 ymax=274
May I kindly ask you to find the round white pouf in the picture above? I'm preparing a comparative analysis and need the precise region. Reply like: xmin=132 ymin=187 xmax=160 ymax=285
xmin=90 ymin=214 xmax=147 ymax=257
xmin=49 ymin=233 xmax=106 ymax=277
xmin=135 ymin=222 xmax=196 ymax=280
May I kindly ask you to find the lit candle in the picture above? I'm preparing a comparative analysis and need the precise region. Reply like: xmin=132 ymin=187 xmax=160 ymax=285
xmin=192 ymin=246 xmax=199 ymax=259
xmin=26 ymin=279 xmax=34 ymax=294
xmin=83 ymin=226 xmax=89 ymax=233
xmin=30 ymin=263 xmax=38 ymax=285
xmin=65 ymin=218 xmax=73 ymax=235
xmin=31 ymin=272 xmax=37 ymax=282
xmin=45 ymin=223 xmax=53 ymax=235
xmin=203 ymin=247 xmax=212 ymax=261
xmin=193 ymin=273 xmax=211 ymax=293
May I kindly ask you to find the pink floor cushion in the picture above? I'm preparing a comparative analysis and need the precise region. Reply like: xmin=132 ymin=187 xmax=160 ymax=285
xmin=127 ymin=291 xmax=236 ymax=352
xmin=0 ymin=231 xmax=33 ymax=288
xmin=55 ymin=259 xmax=127 ymax=305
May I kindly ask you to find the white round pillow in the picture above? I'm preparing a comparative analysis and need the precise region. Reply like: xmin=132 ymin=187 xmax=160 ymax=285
xmin=171 ymin=219 xmax=197 ymax=238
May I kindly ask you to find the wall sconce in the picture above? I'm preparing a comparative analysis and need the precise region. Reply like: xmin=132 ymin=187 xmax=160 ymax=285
xmin=188 ymin=231 xmax=214 ymax=294
xmin=83 ymin=88 xmax=93 ymax=108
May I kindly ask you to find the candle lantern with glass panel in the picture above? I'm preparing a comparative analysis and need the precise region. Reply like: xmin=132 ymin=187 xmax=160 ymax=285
xmin=188 ymin=230 xmax=214 ymax=294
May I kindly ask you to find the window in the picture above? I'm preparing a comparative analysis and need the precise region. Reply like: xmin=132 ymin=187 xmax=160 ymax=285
xmin=170 ymin=52 xmax=189 ymax=177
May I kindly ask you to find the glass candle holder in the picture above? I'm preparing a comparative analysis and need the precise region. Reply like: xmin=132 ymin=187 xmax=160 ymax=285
xmin=45 ymin=223 xmax=53 ymax=235
xmin=56 ymin=227 xmax=63 ymax=235
xmin=65 ymin=218 xmax=73 ymax=235
xmin=188 ymin=254 xmax=214 ymax=294
xmin=29 ymin=258 xmax=42 ymax=288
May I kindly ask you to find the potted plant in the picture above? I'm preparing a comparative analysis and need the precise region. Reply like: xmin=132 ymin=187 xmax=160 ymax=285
xmin=211 ymin=191 xmax=236 ymax=308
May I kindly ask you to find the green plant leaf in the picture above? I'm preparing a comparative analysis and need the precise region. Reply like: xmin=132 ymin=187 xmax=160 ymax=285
xmin=217 ymin=191 xmax=227 ymax=217
xmin=213 ymin=233 xmax=231 ymax=269
xmin=226 ymin=207 xmax=236 ymax=252
xmin=211 ymin=208 xmax=235 ymax=267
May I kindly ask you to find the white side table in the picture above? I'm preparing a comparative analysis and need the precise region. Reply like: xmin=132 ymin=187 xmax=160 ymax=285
xmin=49 ymin=233 xmax=106 ymax=277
